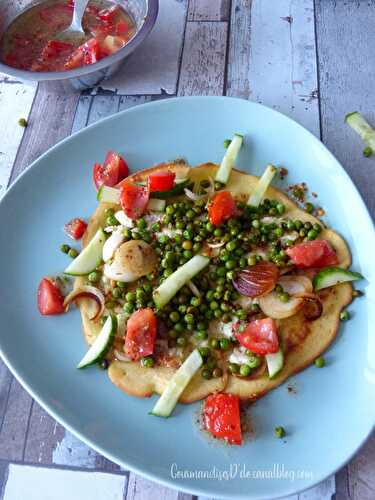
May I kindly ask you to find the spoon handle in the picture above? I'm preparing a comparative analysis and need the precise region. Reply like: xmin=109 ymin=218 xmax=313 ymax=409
xmin=71 ymin=0 xmax=91 ymax=31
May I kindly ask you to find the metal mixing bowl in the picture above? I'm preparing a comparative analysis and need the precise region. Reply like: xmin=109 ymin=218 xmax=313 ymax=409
xmin=0 ymin=0 xmax=158 ymax=91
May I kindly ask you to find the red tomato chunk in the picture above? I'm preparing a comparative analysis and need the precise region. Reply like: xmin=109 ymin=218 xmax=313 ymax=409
xmin=37 ymin=278 xmax=65 ymax=315
xmin=235 ymin=318 xmax=279 ymax=355
xmin=120 ymin=182 xmax=149 ymax=219
xmin=204 ymin=393 xmax=242 ymax=445
xmin=64 ymin=218 xmax=87 ymax=240
xmin=148 ymin=171 xmax=176 ymax=192
xmin=208 ymin=191 xmax=237 ymax=226
xmin=286 ymin=240 xmax=339 ymax=269
xmin=125 ymin=308 xmax=157 ymax=361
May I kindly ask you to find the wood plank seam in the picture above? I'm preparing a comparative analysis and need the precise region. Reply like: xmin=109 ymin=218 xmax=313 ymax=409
xmin=312 ymin=0 xmax=323 ymax=140
xmin=222 ymin=0 xmax=233 ymax=94
xmin=174 ymin=1 xmax=190 ymax=94
xmin=0 ymin=378 xmax=13 ymax=438
xmin=21 ymin=400 xmax=34 ymax=461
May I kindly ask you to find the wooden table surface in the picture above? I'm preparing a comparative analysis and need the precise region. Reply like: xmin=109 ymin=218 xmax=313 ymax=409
xmin=1 ymin=1 xmax=375 ymax=499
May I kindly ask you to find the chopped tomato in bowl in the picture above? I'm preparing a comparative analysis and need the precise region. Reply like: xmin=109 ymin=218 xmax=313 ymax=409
xmin=37 ymin=278 xmax=65 ymax=315
xmin=125 ymin=308 xmax=157 ymax=361
xmin=203 ymin=393 xmax=242 ymax=445
xmin=235 ymin=318 xmax=279 ymax=355
xmin=286 ymin=240 xmax=339 ymax=268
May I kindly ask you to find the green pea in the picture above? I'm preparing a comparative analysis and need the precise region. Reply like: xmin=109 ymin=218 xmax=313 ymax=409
xmin=206 ymin=290 xmax=215 ymax=301
xmin=165 ymin=205 xmax=174 ymax=215
xmin=209 ymin=338 xmax=219 ymax=349
xmin=141 ymin=356 xmax=154 ymax=368
xmin=123 ymin=302 xmax=134 ymax=313
xmin=226 ymin=271 xmax=235 ymax=281
xmin=190 ymin=297 xmax=201 ymax=307
xmin=214 ymin=309 xmax=222 ymax=319
xmin=215 ymin=266 xmax=225 ymax=278
xmin=313 ymin=223 xmax=322 ymax=233
xmin=186 ymin=209 xmax=195 ymax=219
xmin=340 ymin=310 xmax=350 ymax=321
xmin=88 ymin=271 xmax=100 ymax=283
xmin=363 ymin=146 xmax=373 ymax=157
xmin=240 ymin=364 xmax=251 ymax=377
xmin=183 ymin=250 xmax=193 ymax=259
xmin=60 ymin=243 xmax=70 ymax=254
xmin=247 ymin=354 xmax=261 ymax=369
xmin=226 ymin=240 xmax=237 ymax=252
xmin=286 ymin=220 xmax=295 ymax=231
xmin=158 ymin=234 xmax=168 ymax=245
xmin=225 ymin=259 xmax=237 ymax=270
xmin=112 ymin=287 xmax=122 ymax=299
xmin=124 ymin=292 xmax=135 ymax=303
xmin=252 ymin=219 xmax=260 ymax=229
xmin=307 ymin=229 xmax=318 ymax=240
xmin=214 ymin=228 xmax=223 ymax=237
xmin=191 ymin=243 xmax=200 ymax=253
xmin=247 ymin=255 xmax=257 ymax=266
xmin=275 ymin=227 xmax=284 ymax=238
xmin=169 ymin=311 xmax=180 ymax=323
xmin=305 ymin=202 xmax=314 ymax=214
xmin=176 ymin=336 xmax=187 ymax=347
xmin=202 ymin=368 xmax=212 ymax=379
xmin=164 ymin=269 xmax=173 ymax=277
xmin=106 ymin=215 xmax=118 ymax=226
xmin=219 ymin=338 xmax=231 ymax=350
xmin=174 ymin=322 xmax=184 ymax=333
xmin=210 ymin=301 xmax=219 ymax=310
xmin=274 ymin=426 xmax=286 ymax=439
xmin=168 ymin=329 xmax=178 ymax=339
xmin=276 ymin=203 xmax=285 ymax=215
xmin=206 ymin=222 xmax=215 ymax=232
xmin=236 ymin=309 xmax=247 ymax=320
xmin=136 ymin=289 xmax=146 ymax=301
xmin=228 ymin=363 xmax=240 ymax=374
xmin=195 ymin=330 xmax=208 ymax=340
xmin=294 ymin=220 xmax=303 ymax=230
xmin=183 ymin=230 xmax=193 ymax=240
xmin=184 ymin=313 xmax=195 ymax=324
xmin=204 ymin=357 xmax=217 ymax=370
xmin=68 ymin=248 xmax=78 ymax=258
xmin=314 ymin=356 xmax=325 ymax=368
xmin=278 ymin=292 xmax=290 ymax=303
xmin=198 ymin=347 xmax=210 ymax=359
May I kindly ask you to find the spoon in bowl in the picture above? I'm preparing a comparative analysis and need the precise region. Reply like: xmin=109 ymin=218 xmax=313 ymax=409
xmin=56 ymin=0 xmax=91 ymax=43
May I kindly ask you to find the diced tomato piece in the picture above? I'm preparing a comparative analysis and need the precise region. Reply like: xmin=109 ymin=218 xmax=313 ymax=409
xmin=93 ymin=160 xmax=119 ymax=190
xmin=116 ymin=19 xmax=128 ymax=35
xmin=37 ymin=278 xmax=65 ymax=315
xmin=235 ymin=318 xmax=279 ymax=355
xmin=208 ymin=191 xmax=237 ymax=226
xmin=120 ymin=182 xmax=149 ymax=219
xmin=41 ymin=40 xmax=74 ymax=58
xmin=97 ymin=5 xmax=120 ymax=22
xmin=286 ymin=240 xmax=339 ymax=269
xmin=64 ymin=218 xmax=87 ymax=240
xmin=148 ymin=171 xmax=176 ymax=193
xmin=65 ymin=37 xmax=101 ymax=70
xmin=203 ymin=393 xmax=242 ymax=445
xmin=125 ymin=308 xmax=157 ymax=360
xmin=100 ymin=35 xmax=127 ymax=56
xmin=104 ymin=151 xmax=129 ymax=181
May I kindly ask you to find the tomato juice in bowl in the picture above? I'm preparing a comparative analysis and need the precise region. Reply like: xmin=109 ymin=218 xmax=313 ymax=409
xmin=0 ymin=0 xmax=136 ymax=72
xmin=0 ymin=0 xmax=158 ymax=91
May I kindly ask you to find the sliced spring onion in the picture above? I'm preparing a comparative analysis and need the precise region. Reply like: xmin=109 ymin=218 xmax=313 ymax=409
xmin=97 ymin=185 xmax=120 ymax=204
xmin=153 ymin=255 xmax=210 ymax=308
xmin=215 ymin=133 xmax=243 ymax=185
xmin=150 ymin=349 xmax=203 ymax=417
xmin=313 ymin=267 xmax=363 ymax=291
xmin=345 ymin=112 xmax=375 ymax=155
xmin=146 ymin=198 xmax=166 ymax=212
xmin=247 ymin=164 xmax=277 ymax=207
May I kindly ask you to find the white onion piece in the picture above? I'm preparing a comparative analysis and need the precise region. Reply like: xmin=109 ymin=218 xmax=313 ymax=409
xmin=184 ymin=187 xmax=206 ymax=201
xmin=207 ymin=241 xmax=225 ymax=248
xmin=63 ymin=286 xmax=105 ymax=321
xmin=187 ymin=280 xmax=201 ymax=297
xmin=114 ymin=349 xmax=132 ymax=362
xmin=103 ymin=229 xmax=124 ymax=262
xmin=115 ymin=210 xmax=134 ymax=228
xmin=258 ymin=275 xmax=313 ymax=319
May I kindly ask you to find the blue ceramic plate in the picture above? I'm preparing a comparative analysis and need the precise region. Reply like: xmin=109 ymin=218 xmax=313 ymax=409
xmin=0 ymin=97 xmax=374 ymax=499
